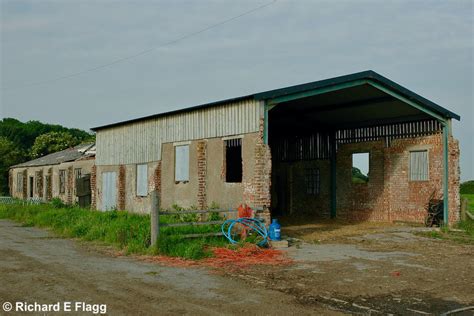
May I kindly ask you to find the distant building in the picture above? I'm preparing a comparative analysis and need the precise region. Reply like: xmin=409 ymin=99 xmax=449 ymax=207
xmin=9 ymin=144 xmax=95 ymax=206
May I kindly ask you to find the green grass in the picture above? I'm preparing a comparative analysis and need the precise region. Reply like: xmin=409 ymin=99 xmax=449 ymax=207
xmin=460 ymin=180 xmax=474 ymax=194
xmin=0 ymin=204 xmax=228 ymax=259
xmin=461 ymin=193 xmax=474 ymax=215
xmin=418 ymin=220 xmax=474 ymax=245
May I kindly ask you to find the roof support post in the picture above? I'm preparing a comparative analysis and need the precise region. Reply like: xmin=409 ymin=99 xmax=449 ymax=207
xmin=263 ymin=102 xmax=269 ymax=144
xmin=330 ymin=132 xmax=337 ymax=219
xmin=442 ymin=122 xmax=449 ymax=225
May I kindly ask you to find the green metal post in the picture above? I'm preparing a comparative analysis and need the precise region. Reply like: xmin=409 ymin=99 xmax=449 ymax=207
xmin=330 ymin=132 xmax=337 ymax=218
xmin=263 ymin=102 xmax=269 ymax=144
xmin=442 ymin=123 xmax=449 ymax=225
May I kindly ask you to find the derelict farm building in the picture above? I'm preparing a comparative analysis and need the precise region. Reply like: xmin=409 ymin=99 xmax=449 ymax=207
xmin=9 ymin=144 xmax=96 ymax=206
xmin=91 ymin=71 xmax=461 ymax=224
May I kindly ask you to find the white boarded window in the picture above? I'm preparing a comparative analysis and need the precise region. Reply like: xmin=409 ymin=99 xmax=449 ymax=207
xmin=410 ymin=150 xmax=429 ymax=181
xmin=136 ymin=164 xmax=148 ymax=196
xmin=175 ymin=145 xmax=190 ymax=182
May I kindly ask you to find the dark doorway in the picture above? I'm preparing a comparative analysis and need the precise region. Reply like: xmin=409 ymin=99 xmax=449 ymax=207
xmin=29 ymin=176 xmax=34 ymax=198
xmin=76 ymin=174 xmax=91 ymax=208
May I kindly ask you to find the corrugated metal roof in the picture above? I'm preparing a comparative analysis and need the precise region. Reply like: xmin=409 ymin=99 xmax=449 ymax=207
xmin=91 ymin=70 xmax=460 ymax=131
xmin=11 ymin=143 xmax=95 ymax=168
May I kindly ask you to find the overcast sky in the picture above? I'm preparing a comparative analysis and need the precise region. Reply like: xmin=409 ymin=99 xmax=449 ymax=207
xmin=1 ymin=0 xmax=472 ymax=181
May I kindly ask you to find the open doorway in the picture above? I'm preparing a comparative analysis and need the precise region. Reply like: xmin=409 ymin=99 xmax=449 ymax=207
xmin=29 ymin=176 xmax=34 ymax=198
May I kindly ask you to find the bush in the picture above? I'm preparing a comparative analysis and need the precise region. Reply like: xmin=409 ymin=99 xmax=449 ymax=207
xmin=51 ymin=198 xmax=67 ymax=209
xmin=461 ymin=181 xmax=474 ymax=194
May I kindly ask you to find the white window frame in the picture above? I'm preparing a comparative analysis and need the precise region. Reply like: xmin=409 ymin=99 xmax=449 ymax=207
xmin=409 ymin=150 xmax=429 ymax=181
xmin=136 ymin=164 xmax=148 ymax=197
xmin=174 ymin=144 xmax=190 ymax=182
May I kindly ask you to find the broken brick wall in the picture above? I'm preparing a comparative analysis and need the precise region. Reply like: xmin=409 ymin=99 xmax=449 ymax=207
xmin=335 ymin=134 xmax=460 ymax=223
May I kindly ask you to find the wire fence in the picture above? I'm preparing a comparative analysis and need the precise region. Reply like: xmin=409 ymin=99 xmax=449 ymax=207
xmin=157 ymin=209 xmax=238 ymax=238
xmin=0 ymin=196 xmax=45 ymax=205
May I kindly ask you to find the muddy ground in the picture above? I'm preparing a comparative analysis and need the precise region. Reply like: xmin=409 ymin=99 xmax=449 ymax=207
xmin=1 ymin=219 xmax=473 ymax=315
xmin=226 ymin=221 xmax=474 ymax=315
xmin=0 ymin=220 xmax=331 ymax=315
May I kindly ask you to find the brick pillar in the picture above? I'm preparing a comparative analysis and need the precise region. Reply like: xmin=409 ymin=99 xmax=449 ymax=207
xmin=448 ymin=137 xmax=461 ymax=224
xmin=91 ymin=165 xmax=97 ymax=210
xmin=197 ymin=141 xmax=207 ymax=209
xmin=250 ymin=118 xmax=272 ymax=224
xmin=37 ymin=170 xmax=44 ymax=198
xmin=153 ymin=161 xmax=162 ymax=209
xmin=67 ymin=166 xmax=73 ymax=204
xmin=118 ymin=165 xmax=126 ymax=210
xmin=22 ymin=170 xmax=27 ymax=199
xmin=46 ymin=168 xmax=53 ymax=201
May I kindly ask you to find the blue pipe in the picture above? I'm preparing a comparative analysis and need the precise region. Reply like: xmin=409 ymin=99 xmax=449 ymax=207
xmin=221 ymin=217 xmax=268 ymax=246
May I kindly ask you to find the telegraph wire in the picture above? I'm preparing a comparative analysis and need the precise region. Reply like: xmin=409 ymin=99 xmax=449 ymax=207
xmin=2 ymin=0 xmax=276 ymax=91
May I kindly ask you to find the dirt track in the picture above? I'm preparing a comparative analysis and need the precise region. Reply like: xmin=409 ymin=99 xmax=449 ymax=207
xmin=1 ymin=219 xmax=473 ymax=315
xmin=228 ymin=224 xmax=474 ymax=315
xmin=0 ymin=220 xmax=331 ymax=315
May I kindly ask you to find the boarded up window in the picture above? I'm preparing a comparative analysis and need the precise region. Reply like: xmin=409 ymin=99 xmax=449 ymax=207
xmin=175 ymin=145 xmax=189 ymax=182
xmin=74 ymin=168 xmax=82 ymax=179
xmin=16 ymin=173 xmax=23 ymax=193
xmin=410 ymin=150 xmax=429 ymax=181
xmin=225 ymin=138 xmax=242 ymax=183
xmin=59 ymin=170 xmax=66 ymax=193
xmin=305 ymin=168 xmax=320 ymax=195
xmin=136 ymin=164 xmax=148 ymax=196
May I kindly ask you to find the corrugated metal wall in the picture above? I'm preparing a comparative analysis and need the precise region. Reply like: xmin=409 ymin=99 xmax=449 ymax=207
xmin=96 ymin=99 xmax=263 ymax=165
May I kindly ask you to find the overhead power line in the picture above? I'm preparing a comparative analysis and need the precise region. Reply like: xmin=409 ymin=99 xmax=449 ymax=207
xmin=2 ymin=0 xmax=276 ymax=91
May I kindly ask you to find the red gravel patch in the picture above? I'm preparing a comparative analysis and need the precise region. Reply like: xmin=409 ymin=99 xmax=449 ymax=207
xmin=141 ymin=245 xmax=293 ymax=270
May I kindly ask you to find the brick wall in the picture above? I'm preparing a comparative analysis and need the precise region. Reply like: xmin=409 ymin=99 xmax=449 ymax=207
xmin=67 ymin=166 xmax=73 ymax=204
xmin=243 ymin=118 xmax=272 ymax=223
xmin=91 ymin=165 xmax=97 ymax=209
xmin=334 ymin=133 xmax=460 ymax=224
xmin=197 ymin=141 xmax=207 ymax=209
xmin=118 ymin=165 xmax=126 ymax=210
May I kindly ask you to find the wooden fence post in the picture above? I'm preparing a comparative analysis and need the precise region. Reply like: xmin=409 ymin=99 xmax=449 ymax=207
xmin=150 ymin=190 xmax=160 ymax=247
xmin=460 ymin=197 xmax=467 ymax=221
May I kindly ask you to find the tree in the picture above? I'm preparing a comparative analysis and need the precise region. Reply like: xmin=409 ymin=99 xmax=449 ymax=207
xmin=0 ymin=137 xmax=25 ymax=195
xmin=30 ymin=131 xmax=80 ymax=158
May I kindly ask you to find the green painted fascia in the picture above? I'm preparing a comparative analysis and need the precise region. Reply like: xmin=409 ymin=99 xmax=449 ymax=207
xmin=267 ymin=80 xmax=369 ymax=105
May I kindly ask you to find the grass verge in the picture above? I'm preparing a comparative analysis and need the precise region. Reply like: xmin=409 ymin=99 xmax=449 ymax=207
xmin=418 ymin=220 xmax=474 ymax=245
xmin=461 ymin=193 xmax=474 ymax=215
xmin=0 ymin=204 xmax=228 ymax=259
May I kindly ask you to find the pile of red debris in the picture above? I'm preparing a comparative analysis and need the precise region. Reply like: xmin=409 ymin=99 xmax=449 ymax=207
xmin=142 ymin=245 xmax=293 ymax=270
xmin=204 ymin=245 xmax=292 ymax=269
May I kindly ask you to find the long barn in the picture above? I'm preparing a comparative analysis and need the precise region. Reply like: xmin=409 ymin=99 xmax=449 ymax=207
xmin=91 ymin=71 xmax=461 ymax=224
